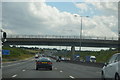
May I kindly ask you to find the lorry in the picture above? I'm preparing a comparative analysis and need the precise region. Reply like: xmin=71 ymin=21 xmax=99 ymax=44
xmin=85 ymin=56 xmax=96 ymax=62
xmin=56 ymin=56 xmax=62 ymax=62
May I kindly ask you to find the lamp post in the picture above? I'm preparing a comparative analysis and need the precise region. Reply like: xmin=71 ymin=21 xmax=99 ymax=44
xmin=118 ymin=2 xmax=120 ymax=52
xmin=74 ymin=14 xmax=89 ymax=51
xmin=0 ymin=29 xmax=3 ymax=76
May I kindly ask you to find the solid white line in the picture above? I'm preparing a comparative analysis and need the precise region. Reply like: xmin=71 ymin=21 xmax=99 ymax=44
xmin=60 ymin=70 xmax=63 ymax=72
xmin=12 ymin=74 xmax=17 ymax=78
xmin=3 ymin=57 xmax=33 ymax=64
xmin=69 ymin=76 xmax=75 ymax=79
xmin=3 ymin=59 xmax=32 ymax=67
xmin=3 ymin=63 xmax=21 ymax=67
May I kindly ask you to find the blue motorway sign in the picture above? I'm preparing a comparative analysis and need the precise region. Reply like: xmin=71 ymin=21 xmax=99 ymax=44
xmin=2 ymin=50 xmax=10 ymax=55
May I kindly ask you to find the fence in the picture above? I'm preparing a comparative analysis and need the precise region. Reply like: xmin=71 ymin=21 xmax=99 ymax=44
xmin=7 ymin=35 xmax=118 ymax=40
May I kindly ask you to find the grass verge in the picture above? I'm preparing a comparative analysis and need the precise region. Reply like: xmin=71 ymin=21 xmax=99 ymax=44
xmin=2 ymin=46 xmax=35 ymax=62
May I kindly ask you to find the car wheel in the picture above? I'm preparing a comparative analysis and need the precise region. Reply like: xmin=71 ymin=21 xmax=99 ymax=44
xmin=115 ymin=73 xmax=120 ymax=80
xmin=101 ymin=71 xmax=105 ymax=80
xmin=49 ymin=67 xmax=52 ymax=70
xmin=36 ymin=67 xmax=38 ymax=70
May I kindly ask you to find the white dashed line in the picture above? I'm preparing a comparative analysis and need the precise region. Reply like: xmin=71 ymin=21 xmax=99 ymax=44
xmin=69 ymin=76 xmax=75 ymax=79
xmin=12 ymin=74 xmax=17 ymax=78
xmin=3 ymin=58 xmax=33 ymax=68
xmin=22 ymin=70 xmax=26 ymax=72
xmin=54 ymin=68 xmax=57 ymax=70
xmin=60 ymin=70 xmax=63 ymax=72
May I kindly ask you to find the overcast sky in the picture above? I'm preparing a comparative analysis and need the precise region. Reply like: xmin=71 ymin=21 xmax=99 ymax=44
xmin=2 ymin=1 xmax=118 ymax=38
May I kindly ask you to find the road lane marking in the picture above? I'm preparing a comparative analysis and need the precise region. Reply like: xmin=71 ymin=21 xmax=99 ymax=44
xmin=3 ymin=58 xmax=33 ymax=64
xmin=3 ymin=63 xmax=21 ymax=67
xmin=3 ymin=59 xmax=33 ymax=67
xmin=69 ymin=76 xmax=75 ymax=79
xmin=60 ymin=70 xmax=63 ymax=72
xmin=22 ymin=70 xmax=26 ymax=72
xmin=12 ymin=74 xmax=17 ymax=78
xmin=54 ymin=68 xmax=57 ymax=70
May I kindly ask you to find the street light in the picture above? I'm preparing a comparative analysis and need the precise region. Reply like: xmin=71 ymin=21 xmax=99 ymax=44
xmin=118 ymin=0 xmax=120 ymax=51
xmin=74 ymin=14 xmax=89 ymax=51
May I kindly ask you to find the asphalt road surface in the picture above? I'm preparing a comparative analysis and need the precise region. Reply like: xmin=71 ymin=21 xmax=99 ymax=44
xmin=2 ymin=58 xmax=102 ymax=79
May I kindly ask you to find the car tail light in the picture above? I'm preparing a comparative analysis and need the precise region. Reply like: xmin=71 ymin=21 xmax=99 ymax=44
xmin=48 ymin=62 xmax=52 ymax=64
xmin=36 ymin=62 xmax=42 ymax=64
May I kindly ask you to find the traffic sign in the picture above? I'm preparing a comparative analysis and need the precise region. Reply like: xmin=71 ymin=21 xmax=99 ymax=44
xmin=2 ymin=50 xmax=10 ymax=55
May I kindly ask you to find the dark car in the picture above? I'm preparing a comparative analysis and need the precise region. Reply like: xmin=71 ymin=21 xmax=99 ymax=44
xmin=56 ymin=58 xmax=61 ymax=62
xmin=36 ymin=57 xmax=52 ymax=70
xmin=56 ymin=56 xmax=61 ymax=62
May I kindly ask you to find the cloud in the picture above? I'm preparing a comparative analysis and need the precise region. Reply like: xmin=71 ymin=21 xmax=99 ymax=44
xmin=76 ymin=3 xmax=89 ymax=11
xmin=75 ymin=2 xmax=118 ymax=16
xmin=2 ymin=2 xmax=118 ymax=39
xmin=2 ymin=2 xmax=79 ymax=36
xmin=75 ymin=2 xmax=118 ymax=37
xmin=90 ymin=2 xmax=118 ymax=16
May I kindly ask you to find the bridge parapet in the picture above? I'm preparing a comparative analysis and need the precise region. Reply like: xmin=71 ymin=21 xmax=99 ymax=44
xmin=7 ymin=35 xmax=118 ymax=40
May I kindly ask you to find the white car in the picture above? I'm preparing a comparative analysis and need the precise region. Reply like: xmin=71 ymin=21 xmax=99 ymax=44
xmin=101 ymin=53 xmax=120 ymax=80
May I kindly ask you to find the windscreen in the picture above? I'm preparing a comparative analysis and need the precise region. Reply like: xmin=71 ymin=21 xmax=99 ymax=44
xmin=91 ymin=58 xmax=96 ymax=60
xmin=38 ymin=58 xmax=51 ymax=62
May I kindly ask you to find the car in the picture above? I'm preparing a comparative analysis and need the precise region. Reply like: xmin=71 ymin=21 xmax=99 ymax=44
xmin=36 ymin=57 xmax=52 ymax=70
xmin=56 ymin=58 xmax=61 ymax=62
xmin=56 ymin=56 xmax=61 ymax=62
xmin=35 ymin=56 xmax=39 ymax=61
xmin=35 ymin=57 xmax=39 ymax=62
xmin=101 ymin=53 xmax=120 ymax=80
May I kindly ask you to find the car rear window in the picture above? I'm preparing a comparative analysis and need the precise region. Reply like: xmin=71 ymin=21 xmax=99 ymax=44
xmin=38 ymin=58 xmax=51 ymax=62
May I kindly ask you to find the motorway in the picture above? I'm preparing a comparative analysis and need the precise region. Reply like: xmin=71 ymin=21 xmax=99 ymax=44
xmin=2 ymin=57 xmax=102 ymax=79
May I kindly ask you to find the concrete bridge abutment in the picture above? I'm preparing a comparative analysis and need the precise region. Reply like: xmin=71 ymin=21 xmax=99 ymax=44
xmin=71 ymin=46 xmax=75 ymax=61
